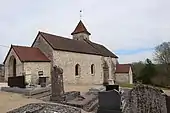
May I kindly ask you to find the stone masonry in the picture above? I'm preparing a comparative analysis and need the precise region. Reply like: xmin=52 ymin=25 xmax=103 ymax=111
xmin=50 ymin=66 xmax=64 ymax=102
xmin=32 ymin=33 xmax=120 ymax=85
xmin=4 ymin=49 xmax=23 ymax=81
xmin=4 ymin=47 xmax=51 ymax=85
xmin=122 ymin=84 xmax=167 ymax=113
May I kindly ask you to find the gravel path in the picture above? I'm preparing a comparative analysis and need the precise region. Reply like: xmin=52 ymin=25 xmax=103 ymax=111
xmin=7 ymin=103 xmax=81 ymax=113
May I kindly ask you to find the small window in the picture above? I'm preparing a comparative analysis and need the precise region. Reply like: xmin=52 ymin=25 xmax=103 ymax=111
xmin=75 ymin=64 xmax=80 ymax=76
xmin=91 ymin=64 xmax=95 ymax=75
xmin=38 ymin=71 xmax=43 ymax=76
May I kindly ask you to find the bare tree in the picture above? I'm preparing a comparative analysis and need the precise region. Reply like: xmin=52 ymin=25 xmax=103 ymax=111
xmin=154 ymin=42 xmax=170 ymax=64
xmin=154 ymin=42 xmax=170 ymax=74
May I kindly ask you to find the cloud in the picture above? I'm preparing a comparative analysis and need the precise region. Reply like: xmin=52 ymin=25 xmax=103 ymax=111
xmin=0 ymin=0 xmax=170 ymax=63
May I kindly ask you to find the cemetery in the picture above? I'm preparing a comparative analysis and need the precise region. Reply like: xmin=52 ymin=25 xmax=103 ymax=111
xmin=0 ymin=65 xmax=169 ymax=113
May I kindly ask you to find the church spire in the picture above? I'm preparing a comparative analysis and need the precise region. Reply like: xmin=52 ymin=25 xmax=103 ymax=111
xmin=71 ymin=20 xmax=91 ymax=35
xmin=71 ymin=20 xmax=91 ymax=41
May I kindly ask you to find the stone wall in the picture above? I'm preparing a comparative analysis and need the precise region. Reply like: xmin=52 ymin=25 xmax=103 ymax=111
xmin=53 ymin=50 xmax=104 ymax=84
xmin=23 ymin=62 xmax=51 ymax=85
xmin=115 ymin=73 xmax=129 ymax=84
xmin=115 ymin=67 xmax=133 ymax=84
xmin=4 ymin=47 xmax=51 ymax=85
xmin=4 ymin=49 xmax=23 ymax=81
xmin=32 ymin=34 xmax=53 ymax=65
xmin=72 ymin=33 xmax=89 ymax=41
xmin=32 ymin=33 xmax=118 ymax=85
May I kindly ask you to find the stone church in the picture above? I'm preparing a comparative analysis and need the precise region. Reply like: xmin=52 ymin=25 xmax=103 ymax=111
xmin=3 ymin=20 xmax=133 ymax=85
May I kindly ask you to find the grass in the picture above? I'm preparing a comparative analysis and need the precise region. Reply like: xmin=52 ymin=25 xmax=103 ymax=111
xmin=119 ymin=83 xmax=134 ymax=88
xmin=119 ymin=83 xmax=170 ymax=90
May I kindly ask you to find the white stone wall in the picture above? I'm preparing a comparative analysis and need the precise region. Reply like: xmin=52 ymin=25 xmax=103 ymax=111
xmin=115 ymin=67 xmax=133 ymax=84
xmin=72 ymin=33 xmax=89 ymax=41
xmin=32 ymin=34 xmax=53 ymax=64
xmin=4 ymin=47 xmax=51 ymax=85
xmin=53 ymin=50 xmax=104 ymax=85
xmin=23 ymin=62 xmax=51 ymax=85
xmin=115 ymin=73 xmax=129 ymax=84
xmin=32 ymin=33 xmax=118 ymax=85
xmin=4 ymin=49 xmax=23 ymax=81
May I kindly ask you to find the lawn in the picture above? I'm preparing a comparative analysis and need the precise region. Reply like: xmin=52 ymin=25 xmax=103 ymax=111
xmin=119 ymin=83 xmax=169 ymax=90
xmin=119 ymin=83 xmax=134 ymax=88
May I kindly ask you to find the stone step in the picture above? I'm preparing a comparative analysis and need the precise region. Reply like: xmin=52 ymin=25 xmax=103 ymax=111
xmin=83 ymin=97 xmax=98 ymax=112
xmin=39 ymin=95 xmax=51 ymax=101
xmin=31 ymin=91 xmax=51 ymax=99
xmin=87 ymin=99 xmax=98 ymax=112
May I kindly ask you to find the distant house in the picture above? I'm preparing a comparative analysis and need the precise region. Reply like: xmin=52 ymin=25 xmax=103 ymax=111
xmin=115 ymin=64 xmax=133 ymax=84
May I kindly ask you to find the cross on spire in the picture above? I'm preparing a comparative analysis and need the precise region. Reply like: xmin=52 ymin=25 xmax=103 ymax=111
xmin=80 ymin=10 xmax=82 ymax=20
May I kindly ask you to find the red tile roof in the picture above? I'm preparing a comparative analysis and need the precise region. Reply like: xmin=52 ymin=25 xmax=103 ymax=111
xmin=4 ymin=45 xmax=50 ymax=63
xmin=71 ymin=20 xmax=91 ymax=35
xmin=115 ymin=64 xmax=131 ymax=73
xmin=12 ymin=45 xmax=50 ymax=62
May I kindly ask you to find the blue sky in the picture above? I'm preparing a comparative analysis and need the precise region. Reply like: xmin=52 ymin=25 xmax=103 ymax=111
xmin=0 ymin=0 xmax=170 ymax=63
xmin=115 ymin=48 xmax=154 ymax=55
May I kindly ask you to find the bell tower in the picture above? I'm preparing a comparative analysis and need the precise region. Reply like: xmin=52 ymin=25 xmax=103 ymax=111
xmin=71 ymin=20 xmax=91 ymax=41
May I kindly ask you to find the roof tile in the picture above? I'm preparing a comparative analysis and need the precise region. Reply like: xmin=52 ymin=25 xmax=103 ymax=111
xmin=40 ymin=32 xmax=118 ymax=58
xmin=12 ymin=45 xmax=50 ymax=62
xmin=115 ymin=64 xmax=131 ymax=73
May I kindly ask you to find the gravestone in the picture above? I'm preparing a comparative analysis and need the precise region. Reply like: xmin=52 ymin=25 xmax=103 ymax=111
xmin=122 ymin=84 xmax=167 ymax=113
xmin=166 ymin=95 xmax=170 ymax=113
xmin=105 ymin=85 xmax=119 ymax=91
xmin=50 ymin=66 xmax=65 ymax=102
xmin=97 ymin=89 xmax=121 ymax=113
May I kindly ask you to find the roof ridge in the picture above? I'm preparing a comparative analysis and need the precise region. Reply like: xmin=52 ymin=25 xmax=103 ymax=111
xmin=84 ymin=40 xmax=103 ymax=55
xmin=40 ymin=31 xmax=71 ymax=40
xmin=12 ymin=45 xmax=32 ymax=48
xmin=40 ymin=31 xmax=91 ymax=43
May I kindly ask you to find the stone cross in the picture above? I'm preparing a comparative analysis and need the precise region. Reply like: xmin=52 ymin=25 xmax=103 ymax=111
xmin=102 ymin=58 xmax=109 ymax=85
xmin=122 ymin=84 xmax=167 ymax=113
xmin=50 ymin=66 xmax=64 ymax=102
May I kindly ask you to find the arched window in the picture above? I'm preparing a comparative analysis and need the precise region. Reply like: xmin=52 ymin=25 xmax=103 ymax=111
xmin=9 ymin=55 xmax=16 ymax=77
xmin=75 ymin=64 xmax=80 ymax=76
xmin=91 ymin=64 xmax=95 ymax=75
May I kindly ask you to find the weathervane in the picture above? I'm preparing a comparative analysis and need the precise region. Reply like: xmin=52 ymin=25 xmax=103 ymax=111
xmin=80 ymin=10 xmax=82 ymax=20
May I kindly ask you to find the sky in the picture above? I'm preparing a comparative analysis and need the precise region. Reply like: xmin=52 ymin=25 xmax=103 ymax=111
xmin=0 ymin=0 xmax=170 ymax=64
